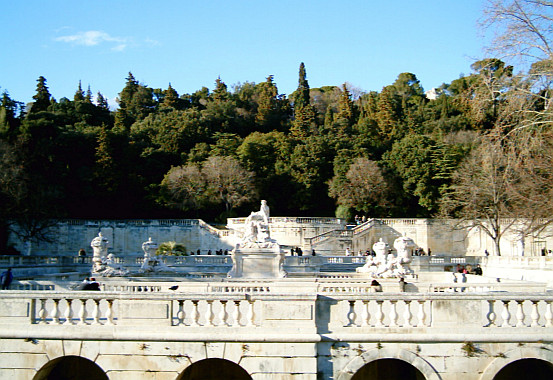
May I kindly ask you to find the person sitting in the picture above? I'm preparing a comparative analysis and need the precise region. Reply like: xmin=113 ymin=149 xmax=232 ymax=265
xmin=370 ymin=279 xmax=382 ymax=292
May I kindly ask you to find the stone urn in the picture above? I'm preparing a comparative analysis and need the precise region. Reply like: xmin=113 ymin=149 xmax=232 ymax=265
xmin=91 ymin=232 xmax=109 ymax=273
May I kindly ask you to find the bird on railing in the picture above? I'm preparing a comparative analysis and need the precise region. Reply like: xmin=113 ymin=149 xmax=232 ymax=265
xmin=169 ymin=285 xmax=179 ymax=291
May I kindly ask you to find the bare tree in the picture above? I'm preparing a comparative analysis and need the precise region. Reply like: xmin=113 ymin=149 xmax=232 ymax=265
xmin=0 ymin=139 xmax=60 ymax=253
xmin=328 ymin=157 xmax=389 ymax=214
xmin=202 ymin=156 xmax=257 ymax=213
xmin=441 ymin=132 xmax=553 ymax=255
xmin=160 ymin=164 xmax=206 ymax=211
xmin=441 ymin=137 xmax=517 ymax=255
xmin=482 ymin=0 xmax=553 ymax=63
xmin=482 ymin=0 xmax=553 ymax=128
xmin=161 ymin=156 xmax=257 ymax=216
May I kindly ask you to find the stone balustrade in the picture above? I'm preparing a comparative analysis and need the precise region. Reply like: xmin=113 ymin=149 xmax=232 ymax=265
xmin=1 ymin=291 xmax=552 ymax=342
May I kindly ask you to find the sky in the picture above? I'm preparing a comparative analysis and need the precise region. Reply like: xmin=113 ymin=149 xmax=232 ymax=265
xmin=1 ymin=1 xmax=490 ymax=108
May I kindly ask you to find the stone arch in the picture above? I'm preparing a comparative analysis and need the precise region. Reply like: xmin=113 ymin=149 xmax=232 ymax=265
xmin=176 ymin=358 xmax=252 ymax=380
xmin=480 ymin=347 xmax=553 ymax=380
xmin=33 ymin=355 xmax=109 ymax=380
xmin=336 ymin=347 xmax=441 ymax=380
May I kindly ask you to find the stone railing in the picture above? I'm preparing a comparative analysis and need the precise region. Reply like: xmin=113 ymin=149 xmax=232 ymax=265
xmin=227 ymin=217 xmax=344 ymax=227
xmin=327 ymin=293 xmax=553 ymax=332
xmin=63 ymin=219 xmax=199 ymax=227
xmin=198 ymin=220 xmax=233 ymax=238
xmin=308 ymin=229 xmax=353 ymax=246
xmin=1 ymin=292 xmax=552 ymax=340
xmin=482 ymin=255 xmax=553 ymax=269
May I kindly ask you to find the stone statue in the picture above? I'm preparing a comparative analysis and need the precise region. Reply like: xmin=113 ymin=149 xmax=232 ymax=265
xmin=140 ymin=237 xmax=174 ymax=273
xmin=357 ymin=238 xmax=388 ymax=275
xmin=357 ymin=235 xmax=417 ymax=278
xmin=91 ymin=232 xmax=128 ymax=277
xmin=241 ymin=200 xmax=275 ymax=248
xmin=228 ymin=200 xmax=285 ymax=278
xmin=393 ymin=234 xmax=416 ymax=276
xmin=91 ymin=232 xmax=109 ymax=273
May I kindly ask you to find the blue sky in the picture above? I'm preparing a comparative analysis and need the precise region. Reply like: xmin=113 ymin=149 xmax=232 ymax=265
xmin=1 ymin=1 xmax=489 ymax=107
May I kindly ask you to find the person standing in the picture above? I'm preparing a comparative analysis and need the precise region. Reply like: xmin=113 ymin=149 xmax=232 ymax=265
xmin=1 ymin=268 xmax=13 ymax=290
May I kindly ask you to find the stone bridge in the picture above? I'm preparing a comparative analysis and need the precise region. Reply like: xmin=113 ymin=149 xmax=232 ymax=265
xmin=1 ymin=286 xmax=552 ymax=379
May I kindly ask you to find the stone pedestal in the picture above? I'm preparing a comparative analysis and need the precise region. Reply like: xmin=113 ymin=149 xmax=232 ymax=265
xmin=228 ymin=245 xmax=287 ymax=279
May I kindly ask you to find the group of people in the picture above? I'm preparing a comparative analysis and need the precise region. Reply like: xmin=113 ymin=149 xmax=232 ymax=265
xmin=456 ymin=263 xmax=483 ymax=275
xmin=76 ymin=277 xmax=100 ymax=291
xmin=191 ymin=249 xmax=229 ymax=255
xmin=353 ymin=215 xmax=367 ymax=225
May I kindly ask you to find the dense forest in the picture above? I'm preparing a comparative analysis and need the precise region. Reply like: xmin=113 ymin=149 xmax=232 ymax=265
xmin=2 ymin=0 xmax=553 ymax=255
xmin=0 ymin=64 xmax=488 ymax=220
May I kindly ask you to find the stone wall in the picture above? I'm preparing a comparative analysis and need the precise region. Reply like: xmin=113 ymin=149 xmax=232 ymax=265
xmin=7 ymin=217 xmax=553 ymax=257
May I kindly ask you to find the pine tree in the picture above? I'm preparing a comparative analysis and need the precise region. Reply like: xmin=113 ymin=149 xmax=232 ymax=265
xmin=74 ymin=81 xmax=85 ymax=102
xmin=294 ymin=62 xmax=310 ymax=109
xmin=30 ymin=76 xmax=51 ymax=113
xmin=291 ymin=63 xmax=317 ymax=139
xmin=96 ymin=92 xmax=109 ymax=110
xmin=334 ymin=84 xmax=354 ymax=134
xmin=162 ymin=83 xmax=179 ymax=109
xmin=212 ymin=77 xmax=229 ymax=101
xmin=85 ymin=85 xmax=93 ymax=104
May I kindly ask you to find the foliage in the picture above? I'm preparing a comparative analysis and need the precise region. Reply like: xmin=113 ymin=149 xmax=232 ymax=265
xmin=5 ymin=43 xmax=553 ymax=240
xmin=156 ymin=241 xmax=187 ymax=256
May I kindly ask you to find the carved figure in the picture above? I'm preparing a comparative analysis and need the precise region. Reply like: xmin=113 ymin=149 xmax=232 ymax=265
xmin=240 ymin=200 xmax=276 ymax=248
xmin=91 ymin=232 xmax=109 ymax=273
xmin=393 ymin=234 xmax=416 ymax=275
xmin=140 ymin=237 xmax=174 ymax=273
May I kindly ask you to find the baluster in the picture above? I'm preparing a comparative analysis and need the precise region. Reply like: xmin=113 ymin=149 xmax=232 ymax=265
xmin=38 ymin=299 xmax=47 ymax=324
xmin=389 ymin=301 xmax=398 ymax=327
xmin=190 ymin=300 xmax=200 ymax=326
xmin=515 ymin=300 xmax=526 ymax=327
xmin=233 ymin=300 xmax=242 ymax=326
xmin=105 ymin=300 xmax=114 ymax=325
xmin=545 ymin=301 xmax=553 ymax=327
xmin=219 ymin=300 xmax=230 ymax=327
xmin=206 ymin=300 xmax=215 ymax=326
xmin=417 ymin=300 xmax=426 ymax=327
xmin=403 ymin=300 xmax=412 ymax=327
xmin=176 ymin=300 xmax=185 ymax=326
xmin=92 ymin=299 xmax=101 ymax=325
xmin=246 ymin=300 xmax=255 ymax=326
xmin=51 ymin=299 xmax=61 ymax=324
xmin=361 ymin=300 xmax=370 ymax=326
xmin=531 ymin=301 xmax=540 ymax=327
xmin=346 ymin=300 xmax=357 ymax=326
xmin=79 ymin=299 xmax=88 ymax=324
xmin=63 ymin=299 xmax=74 ymax=325
xmin=487 ymin=300 xmax=497 ymax=327
xmin=375 ymin=301 xmax=384 ymax=327
xmin=501 ymin=301 xmax=511 ymax=327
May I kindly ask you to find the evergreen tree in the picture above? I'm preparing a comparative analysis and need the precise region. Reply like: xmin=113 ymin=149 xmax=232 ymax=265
xmin=74 ymin=81 xmax=85 ymax=102
xmin=291 ymin=63 xmax=317 ymax=139
xmin=96 ymin=92 xmax=109 ymax=110
xmin=212 ymin=77 xmax=229 ymax=101
xmin=162 ymin=83 xmax=179 ymax=109
xmin=293 ymin=62 xmax=310 ymax=109
xmin=85 ymin=85 xmax=93 ymax=104
xmin=334 ymin=83 xmax=355 ymax=135
xmin=30 ymin=76 xmax=51 ymax=113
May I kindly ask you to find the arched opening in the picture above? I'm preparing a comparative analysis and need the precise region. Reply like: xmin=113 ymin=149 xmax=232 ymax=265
xmin=176 ymin=358 xmax=252 ymax=380
xmin=33 ymin=355 xmax=109 ymax=380
xmin=351 ymin=358 xmax=426 ymax=380
xmin=493 ymin=358 xmax=553 ymax=380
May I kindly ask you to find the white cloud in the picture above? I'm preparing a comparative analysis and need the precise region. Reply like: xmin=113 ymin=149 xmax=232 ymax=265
xmin=55 ymin=30 xmax=128 ymax=50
